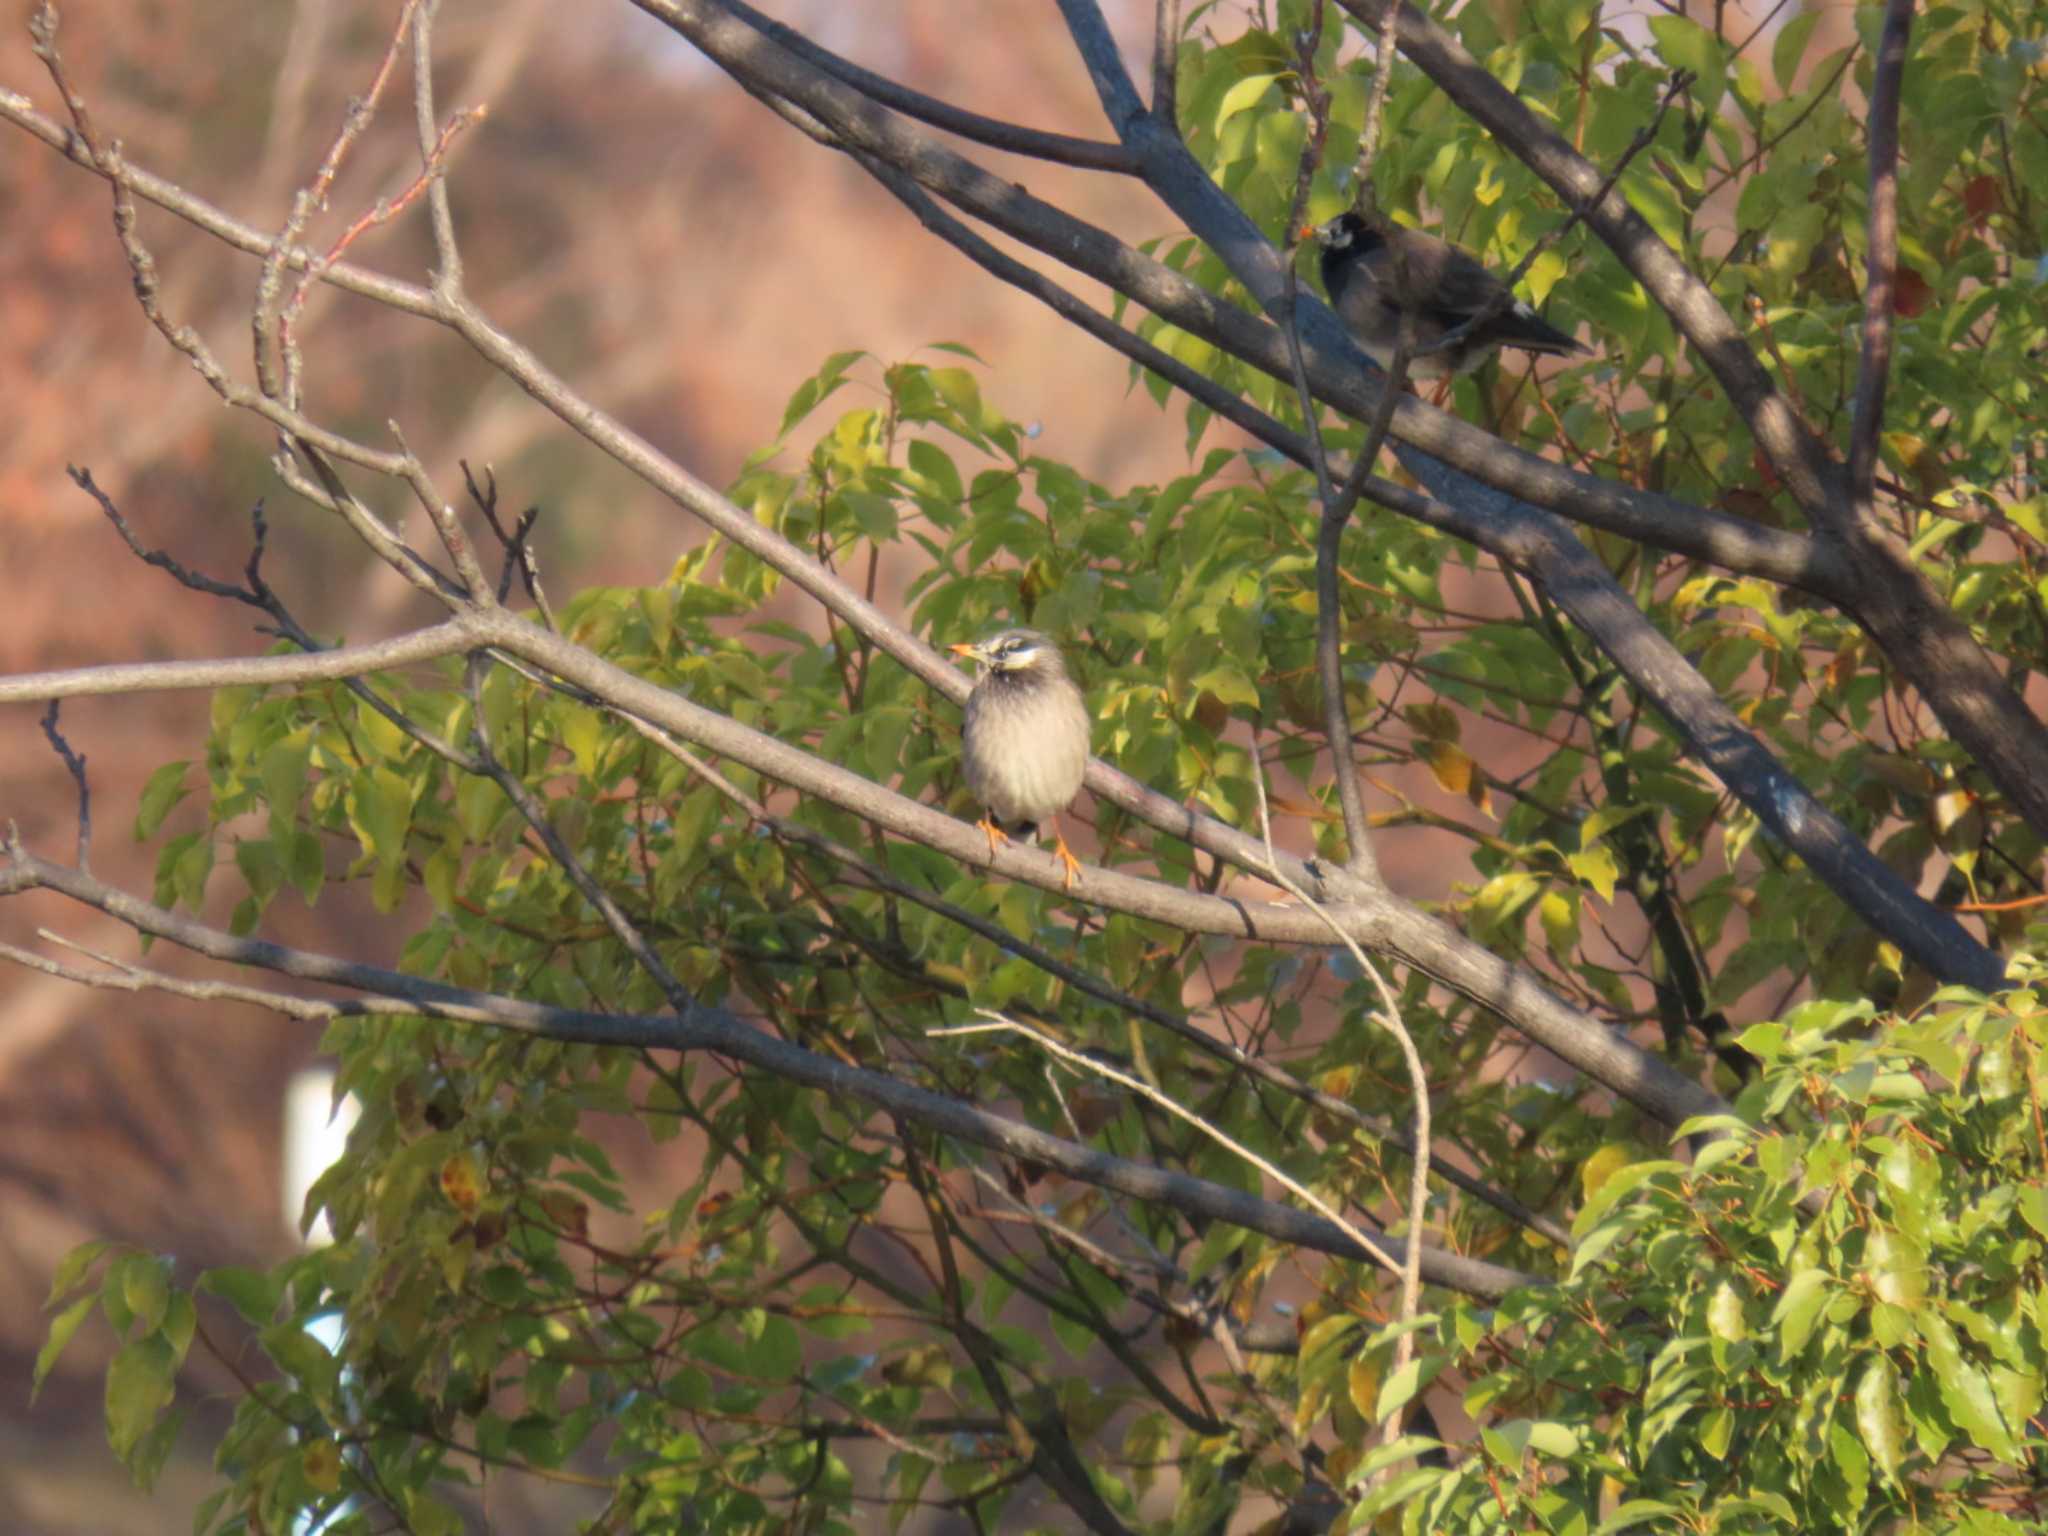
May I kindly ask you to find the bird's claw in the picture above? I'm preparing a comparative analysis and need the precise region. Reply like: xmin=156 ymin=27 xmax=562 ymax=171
xmin=1051 ymin=832 xmax=1083 ymax=892
xmin=976 ymin=816 xmax=1011 ymax=861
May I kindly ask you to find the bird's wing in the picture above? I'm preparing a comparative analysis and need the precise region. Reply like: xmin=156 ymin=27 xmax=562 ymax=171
xmin=1387 ymin=229 xmax=1512 ymax=324
xmin=1388 ymin=228 xmax=1586 ymax=354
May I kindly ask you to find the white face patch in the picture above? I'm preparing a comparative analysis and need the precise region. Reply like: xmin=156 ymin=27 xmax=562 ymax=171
xmin=993 ymin=637 xmax=1042 ymax=671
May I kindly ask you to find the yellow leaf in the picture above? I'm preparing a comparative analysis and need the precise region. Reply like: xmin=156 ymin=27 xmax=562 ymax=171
xmin=1422 ymin=739 xmax=1476 ymax=800
xmin=1580 ymin=1144 xmax=1633 ymax=1200
xmin=438 ymin=1151 xmax=484 ymax=1215
xmin=1348 ymin=1355 xmax=1382 ymax=1421
xmin=302 ymin=1439 xmax=342 ymax=1494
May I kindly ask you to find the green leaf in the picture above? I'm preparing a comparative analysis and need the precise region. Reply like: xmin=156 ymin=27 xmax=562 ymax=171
xmin=45 ymin=1238 xmax=112 ymax=1307
xmin=1594 ymin=1502 xmax=1685 ymax=1535
xmin=133 ymin=761 xmax=193 ymax=842
xmin=1524 ymin=1420 xmax=1580 ymax=1458
xmin=117 ymin=1253 xmax=170 ymax=1335
xmin=1647 ymin=16 xmax=1726 ymax=109
xmin=1771 ymin=8 xmax=1821 ymax=91
xmin=748 ymin=1314 xmax=803 ymax=1380
xmin=1213 ymin=72 xmax=1279 ymax=134
xmin=32 ymin=1294 xmax=97 ymax=1402
xmin=1772 ymin=1266 xmax=1831 ymax=1358
xmin=127 ymin=1404 xmax=184 ymax=1492
xmin=1706 ymin=1278 xmax=1747 ymax=1342
xmin=1855 ymin=1354 xmax=1906 ymax=1485
xmin=559 ymin=703 xmax=606 ymax=779
xmin=104 ymin=1331 xmax=177 ymax=1461
xmin=1867 ymin=1228 xmax=1926 ymax=1307
xmin=1481 ymin=1416 xmax=1580 ymax=1463
xmin=1829 ymin=1415 xmax=1871 ymax=1515
xmin=778 ymin=349 xmax=867 ymax=437
xmin=1375 ymin=1356 xmax=1424 ymax=1421
xmin=198 ymin=1266 xmax=285 ymax=1327
xmin=1921 ymin=1313 xmax=2020 ymax=1463
xmin=405 ymin=1492 xmax=463 ymax=1536
xmin=907 ymin=439 xmax=963 ymax=510
xmin=355 ymin=691 xmax=412 ymax=762
xmin=1566 ymin=844 xmax=1620 ymax=902
xmin=284 ymin=828 xmax=325 ymax=906
xmin=839 ymin=489 xmax=900 ymax=542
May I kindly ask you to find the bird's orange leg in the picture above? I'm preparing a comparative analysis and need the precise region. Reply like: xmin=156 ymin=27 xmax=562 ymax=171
xmin=1049 ymin=824 xmax=1083 ymax=891
xmin=976 ymin=816 xmax=1011 ymax=861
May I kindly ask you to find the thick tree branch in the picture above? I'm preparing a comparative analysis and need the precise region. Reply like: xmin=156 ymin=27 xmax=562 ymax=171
xmin=1042 ymin=0 xmax=2003 ymax=991
xmin=708 ymin=0 xmax=1137 ymax=172
xmin=469 ymin=607 xmax=1732 ymax=1125
xmin=0 ymin=94 xmax=1735 ymax=1126
xmin=27 ymin=0 xmax=1978 ymax=1084
xmin=626 ymin=712 xmax=1571 ymax=1247
xmin=0 ymin=844 xmax=1537 ymax=1301
xmin=632 ymin=0 xmax=2005 ymax=983
xmin=1325 ymin=0 xmax=1843 ymax=519
xmin=632 ymin=0 xmax=1833 ymax=595
xmin=1322 ymin=0 xmax=2048 ymax=846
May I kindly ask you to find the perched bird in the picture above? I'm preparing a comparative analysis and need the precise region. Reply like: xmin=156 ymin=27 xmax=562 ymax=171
xmin=1306 ymin=211 xmax=1588 ymax=380
xmin=950 ymin=628 xmax=1091 ymax=889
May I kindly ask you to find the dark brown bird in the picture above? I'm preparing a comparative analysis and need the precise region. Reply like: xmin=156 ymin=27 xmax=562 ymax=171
xmin=1308 ymin=211 xmax=1588 ymax=380
xmin=950 ymin=628 xmax=1090 ymax=890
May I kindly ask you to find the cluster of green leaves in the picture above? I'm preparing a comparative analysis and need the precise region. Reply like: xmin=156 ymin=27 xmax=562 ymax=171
xmin=1340 ymin=958 xmax=2048 ymax=1533
xmin=63 ymin=342 xmax=1602 ymax=1530
xmin=1172 ymin=0 xmax=2048 ymax=1018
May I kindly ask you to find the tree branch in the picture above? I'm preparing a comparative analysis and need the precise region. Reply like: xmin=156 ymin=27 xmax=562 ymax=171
xmin=1323 ymin=0 xmax=2048 ymax=847
xmin=0 ymin=623 xmax=479 ymax=706
xmin=1849 ymin=0 xmax=1913 ymax=504
xmin=1040 ymin=0 xmax=2002 ymax=991
xmin=0 ymin=844 xmax=1538 ymax=1301
xmin=713 ymin=0 xmax=1137 ymax=172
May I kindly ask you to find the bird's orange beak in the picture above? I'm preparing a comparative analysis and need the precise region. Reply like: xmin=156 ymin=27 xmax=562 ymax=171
xmin=1297 ymin=223 xmax=1317 ymax=241
xmin=949 ymin=642 xmax=979 ymax=658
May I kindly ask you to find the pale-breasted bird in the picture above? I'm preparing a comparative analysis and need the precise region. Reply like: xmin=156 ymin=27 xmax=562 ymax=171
xmin=950 ymin=628 xmax=1090 ymax=890
xmin=1307 ymin=211 xmax=1588 ymax=380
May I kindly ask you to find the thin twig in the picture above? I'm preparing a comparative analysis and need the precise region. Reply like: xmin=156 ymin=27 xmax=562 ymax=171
xmin=67 ymin=466 xmax=268 ymax=609
xmin=257 ymin=0 xmax=423 ymax=405
xmin=1352 ymin=0 xmax=1402 ymax=194
xmin=1250 ymin=767 xmax=1431 ymax=1451
xmin=411 ymin=0 xmax=467 ymax=289
xmin=1278 ymin=10 xmax=1388 ymax=884
xmin=1848 ymin=0 xmax=1914 ymax=505
xmin=460 ymin=655 xmax=701 ymax=1020
xmin=39 ymin=704 xmax=91 ymax=873
xmin=935 ymin=1014 xmax=1411 ymax=1282
xmin=1151 ymin=0 xmax=1182 ymax=126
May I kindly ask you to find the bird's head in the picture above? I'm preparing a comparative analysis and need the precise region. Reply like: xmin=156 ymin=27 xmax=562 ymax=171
xmin=1302 ymin=211 xmax=1382 ymax=257
xmin=950 ymin=628 xmax=1055 ymax=678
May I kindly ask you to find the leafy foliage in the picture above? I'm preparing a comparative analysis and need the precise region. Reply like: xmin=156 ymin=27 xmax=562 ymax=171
xmin=24 ymin=0 xmax=2048 ymax=1531
xmin=1385 ymin=969 xmax=2048 ymax=1532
